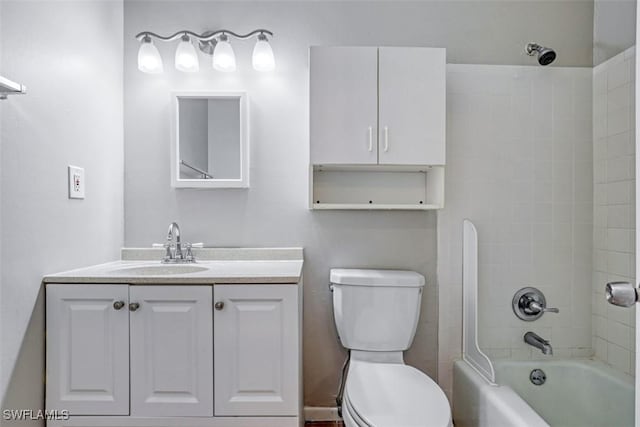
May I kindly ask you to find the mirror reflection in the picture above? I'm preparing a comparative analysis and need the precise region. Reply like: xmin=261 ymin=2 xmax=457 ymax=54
xmin=178 ymin=97 xmax=241 ymax=181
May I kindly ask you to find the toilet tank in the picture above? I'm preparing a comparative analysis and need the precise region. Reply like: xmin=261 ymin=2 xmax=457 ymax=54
xmin=330 ymin=268 xmax=425 ymax=351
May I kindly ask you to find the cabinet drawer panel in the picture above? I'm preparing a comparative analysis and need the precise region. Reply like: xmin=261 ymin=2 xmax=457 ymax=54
xmin=214 ymin=285 xmax=299 ymax=416
xmin=46 ymin=284 xmax=129 ymax=416
xmin=130 ymin=286 xmax=213 ymax=417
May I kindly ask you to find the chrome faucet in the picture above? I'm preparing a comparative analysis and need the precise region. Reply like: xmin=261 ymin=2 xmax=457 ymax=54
xmin=524 ymin=331 xmax=553 ymax=355
xmin=164 ymin=222 xmax=184 ymax=262
xmin=159 ymin=222 xmax=199 ymax=263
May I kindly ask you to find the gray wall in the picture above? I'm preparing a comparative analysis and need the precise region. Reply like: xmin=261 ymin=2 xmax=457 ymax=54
xmin=0 ymin=0 xmax=124 ymax=411
xmin=593 ymin=0 xmax=636 ymax=65
xmin=124 ymin=0 xmax=594 ymax=407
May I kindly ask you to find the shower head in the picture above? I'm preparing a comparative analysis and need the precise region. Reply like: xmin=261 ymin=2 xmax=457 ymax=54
xmin=525 ymin=43 xmax=556 ymax=66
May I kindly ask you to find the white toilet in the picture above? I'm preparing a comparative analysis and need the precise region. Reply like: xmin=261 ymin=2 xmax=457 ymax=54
xmin=331 ymin=268 xmax=452 ymax=427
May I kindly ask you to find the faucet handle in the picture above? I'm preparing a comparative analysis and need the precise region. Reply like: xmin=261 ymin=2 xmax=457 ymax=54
xmin=190 ymin=242 xmax=204 ymax=248
xmin=529 ymin=301 xmax=559 ymax=314
xmin=184 ymin=243 xmax=196 ymax=262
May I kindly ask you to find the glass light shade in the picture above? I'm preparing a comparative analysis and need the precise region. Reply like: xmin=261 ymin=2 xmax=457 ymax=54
xmin=137 ymin=39 xmax=163 ymax=74
xmin=252 ymin=38 xmax=275 ymax=71
xmin=175 ymin=37 xmax=199 ymax=72
xmin=213 ymin=39 xmax=236 ymax=72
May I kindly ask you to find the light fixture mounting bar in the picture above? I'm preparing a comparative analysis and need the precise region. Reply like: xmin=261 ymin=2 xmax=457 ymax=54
xmin=135 ymin=29 xmax=274 ymax=42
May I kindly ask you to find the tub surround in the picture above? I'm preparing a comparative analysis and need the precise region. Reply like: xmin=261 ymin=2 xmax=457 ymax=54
xmin=453 ymin=358 xmax=634 ymax=427
xmin=43 ymin=247 xmax=303 ymax=285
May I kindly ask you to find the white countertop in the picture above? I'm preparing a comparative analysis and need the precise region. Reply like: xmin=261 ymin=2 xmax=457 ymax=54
xmin=43 ymin=248 xmax=303 ymax=285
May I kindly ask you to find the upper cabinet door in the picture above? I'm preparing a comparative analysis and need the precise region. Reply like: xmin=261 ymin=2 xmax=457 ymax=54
xmin=378 ymin=47 xmax=446 ymax=165
xmin=214 ymin=284 xmax=299 ymax=416
xmin=129 ymin=286 xmax=213 ymax=417
xmin=310 ymin=46 xmax=378 ymax=164
xmin=46 ymin=284 xmax=130 ymax=416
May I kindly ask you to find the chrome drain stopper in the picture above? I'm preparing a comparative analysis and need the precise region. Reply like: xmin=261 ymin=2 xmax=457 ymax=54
xmin=530 ymin=368 xmax=546 ymax=385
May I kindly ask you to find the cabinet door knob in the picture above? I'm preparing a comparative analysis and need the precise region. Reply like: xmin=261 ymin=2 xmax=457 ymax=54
xmin=214 ymin=301 xmax=225 ymax=311
xmin=113 ymin=301 xmax=125 ymax=310
xmin=129 ymin=302 xmax=140 ymax=312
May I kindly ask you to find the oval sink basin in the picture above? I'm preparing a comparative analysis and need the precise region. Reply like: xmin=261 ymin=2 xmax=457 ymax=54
xmin=111 ymin=265 xmax=209 ymax=276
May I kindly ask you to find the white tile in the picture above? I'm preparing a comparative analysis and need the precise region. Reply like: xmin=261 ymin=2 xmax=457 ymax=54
xmin=607 ymin=228 xmax=633 ymax=253
xmin=594 ymin=337 xmax=608 ymax=361
xmin=608 ymin=342 xmax=632 ymax=373
xmin=593 ymin=69 xmax=607 ymax=95
xmin=607 ymin=59 xmax=631 ymax=90
xmin=607 ymin=83 xmax=632 ymax=112
xmin=606 ymin=156 xmax=634 ymax=182
xmin=606 ymin=180 xmax=633 ymax=205
xmin=608 ymin=131 xmax=633 ymax=157
xmin=607 ymin=251 xmax=633 ymax=276
xmin=607 ymin=204 xmax=633 ymax=228
xmin=607 ymin=106 xmax=631 ymax=136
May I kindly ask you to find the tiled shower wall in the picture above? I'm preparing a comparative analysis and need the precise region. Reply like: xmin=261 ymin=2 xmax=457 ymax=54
xmin=438 ymin=64 xmax=593 ymax=396
xmin=592 ymin=47 xmax=636 ymax=377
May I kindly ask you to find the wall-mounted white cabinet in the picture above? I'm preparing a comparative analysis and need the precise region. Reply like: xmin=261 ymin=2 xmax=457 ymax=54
xmin=46 ymin=283 xmax=301 ymax=427
xmin=309 ymin=46 xmax=446 ymax=210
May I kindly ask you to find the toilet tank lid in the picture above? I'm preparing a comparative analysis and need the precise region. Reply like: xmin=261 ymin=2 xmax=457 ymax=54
xmin=330 ymin=269 xmax=425 ymax=287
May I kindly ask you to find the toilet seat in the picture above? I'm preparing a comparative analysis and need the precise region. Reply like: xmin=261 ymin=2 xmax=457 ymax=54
xmin=344 ymin=360 xmax=452 ymax=427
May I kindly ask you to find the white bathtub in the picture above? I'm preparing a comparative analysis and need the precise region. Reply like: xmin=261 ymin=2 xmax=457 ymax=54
xmin=453 ymin=359 xmax=634 ymax=427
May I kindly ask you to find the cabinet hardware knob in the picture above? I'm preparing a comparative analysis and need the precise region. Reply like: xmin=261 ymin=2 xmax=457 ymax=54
xmin=129 ymin=302 xmax=140 ymax=311
xmin=214 ymin=301 xmax=225 ymax=311
xmin=113 ymin=301 xmax=125 ymax=310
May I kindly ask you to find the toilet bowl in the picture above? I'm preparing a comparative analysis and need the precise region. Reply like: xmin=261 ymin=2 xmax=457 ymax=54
xmin=341 ymin=359 xmax=452 ymax=427
xmin=330 ymin=269 xmax=452 ymax=427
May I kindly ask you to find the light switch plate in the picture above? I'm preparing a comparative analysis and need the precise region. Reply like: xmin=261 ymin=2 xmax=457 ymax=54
xmin=68 ymin=165 xmax=85 ymax=199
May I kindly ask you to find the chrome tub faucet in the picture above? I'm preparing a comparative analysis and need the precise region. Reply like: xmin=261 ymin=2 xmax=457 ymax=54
xmin=524 ymin=331 xmax=553 ymax=355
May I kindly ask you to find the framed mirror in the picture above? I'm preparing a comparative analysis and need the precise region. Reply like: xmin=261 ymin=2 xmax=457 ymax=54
xmin=171 ymin=92 xmax=249 ymax=188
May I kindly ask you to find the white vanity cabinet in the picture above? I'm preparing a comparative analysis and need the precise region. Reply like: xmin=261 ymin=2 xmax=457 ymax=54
xmin=46 ymin=285 xmax=130 ymax=416
xmin=46 ymin=282 xmax=301 ymax=427
xmin=214 ymin=285 xmax=299 ymax=416
xmin=129 ymin=286 xmax=213 ymax=417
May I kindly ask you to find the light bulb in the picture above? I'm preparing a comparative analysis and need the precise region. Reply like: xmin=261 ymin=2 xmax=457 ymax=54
xmin=252 ymin=34 xmax=275 ymax=71
xmin=175 ymin=34 xmax=199 ymax=72
xmin=137 ymin=36 xmax=163 ymax=74
xmin=213 ymin=34 xmax=236 ymax=72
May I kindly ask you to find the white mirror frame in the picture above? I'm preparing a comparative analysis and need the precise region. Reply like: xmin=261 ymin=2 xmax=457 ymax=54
xmin=170 ymin=91 xmax=249 ymax=189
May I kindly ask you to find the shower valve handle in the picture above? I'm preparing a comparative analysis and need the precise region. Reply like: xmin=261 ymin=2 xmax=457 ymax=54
xmin=528 ymin=301 xmax=559 ymax=314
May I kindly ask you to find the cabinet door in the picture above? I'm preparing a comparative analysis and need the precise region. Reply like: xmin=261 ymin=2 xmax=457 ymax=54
xmin=46 ymin=284 xmax=129 ymax=415
xmin=378 ymin=47 xmax=446 ymax=165
xmin=129 ymin=286 xmax=213 ymax=417
xmin=310 ymin=46 xmax=378 ymax=164
xmin=214 ymin=284 xmax=299 ymax=416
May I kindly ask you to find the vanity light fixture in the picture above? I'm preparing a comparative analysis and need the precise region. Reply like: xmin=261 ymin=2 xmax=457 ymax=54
xmin=137 ymin=35 xmax=163 ymax=74
xmin=252 ymin=33 xmax=275 ymax=71
xmin=136 ymin=29 xmax=275 ymax=74
xmin=212 ymin=33 xmax=236 ymax=72
xmin=175 ymin=34 xmax=199 ymax=72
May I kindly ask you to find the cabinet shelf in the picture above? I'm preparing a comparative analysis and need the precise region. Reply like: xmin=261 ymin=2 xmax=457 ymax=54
xmin=311 ymin=203 xmax=441 ymax=210
xmin=309 ymin=165 xmax=444 ymax=210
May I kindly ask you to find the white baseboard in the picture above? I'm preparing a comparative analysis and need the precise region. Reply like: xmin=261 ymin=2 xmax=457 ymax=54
xmin=304 ymin=406 xmax=341 ymax=422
